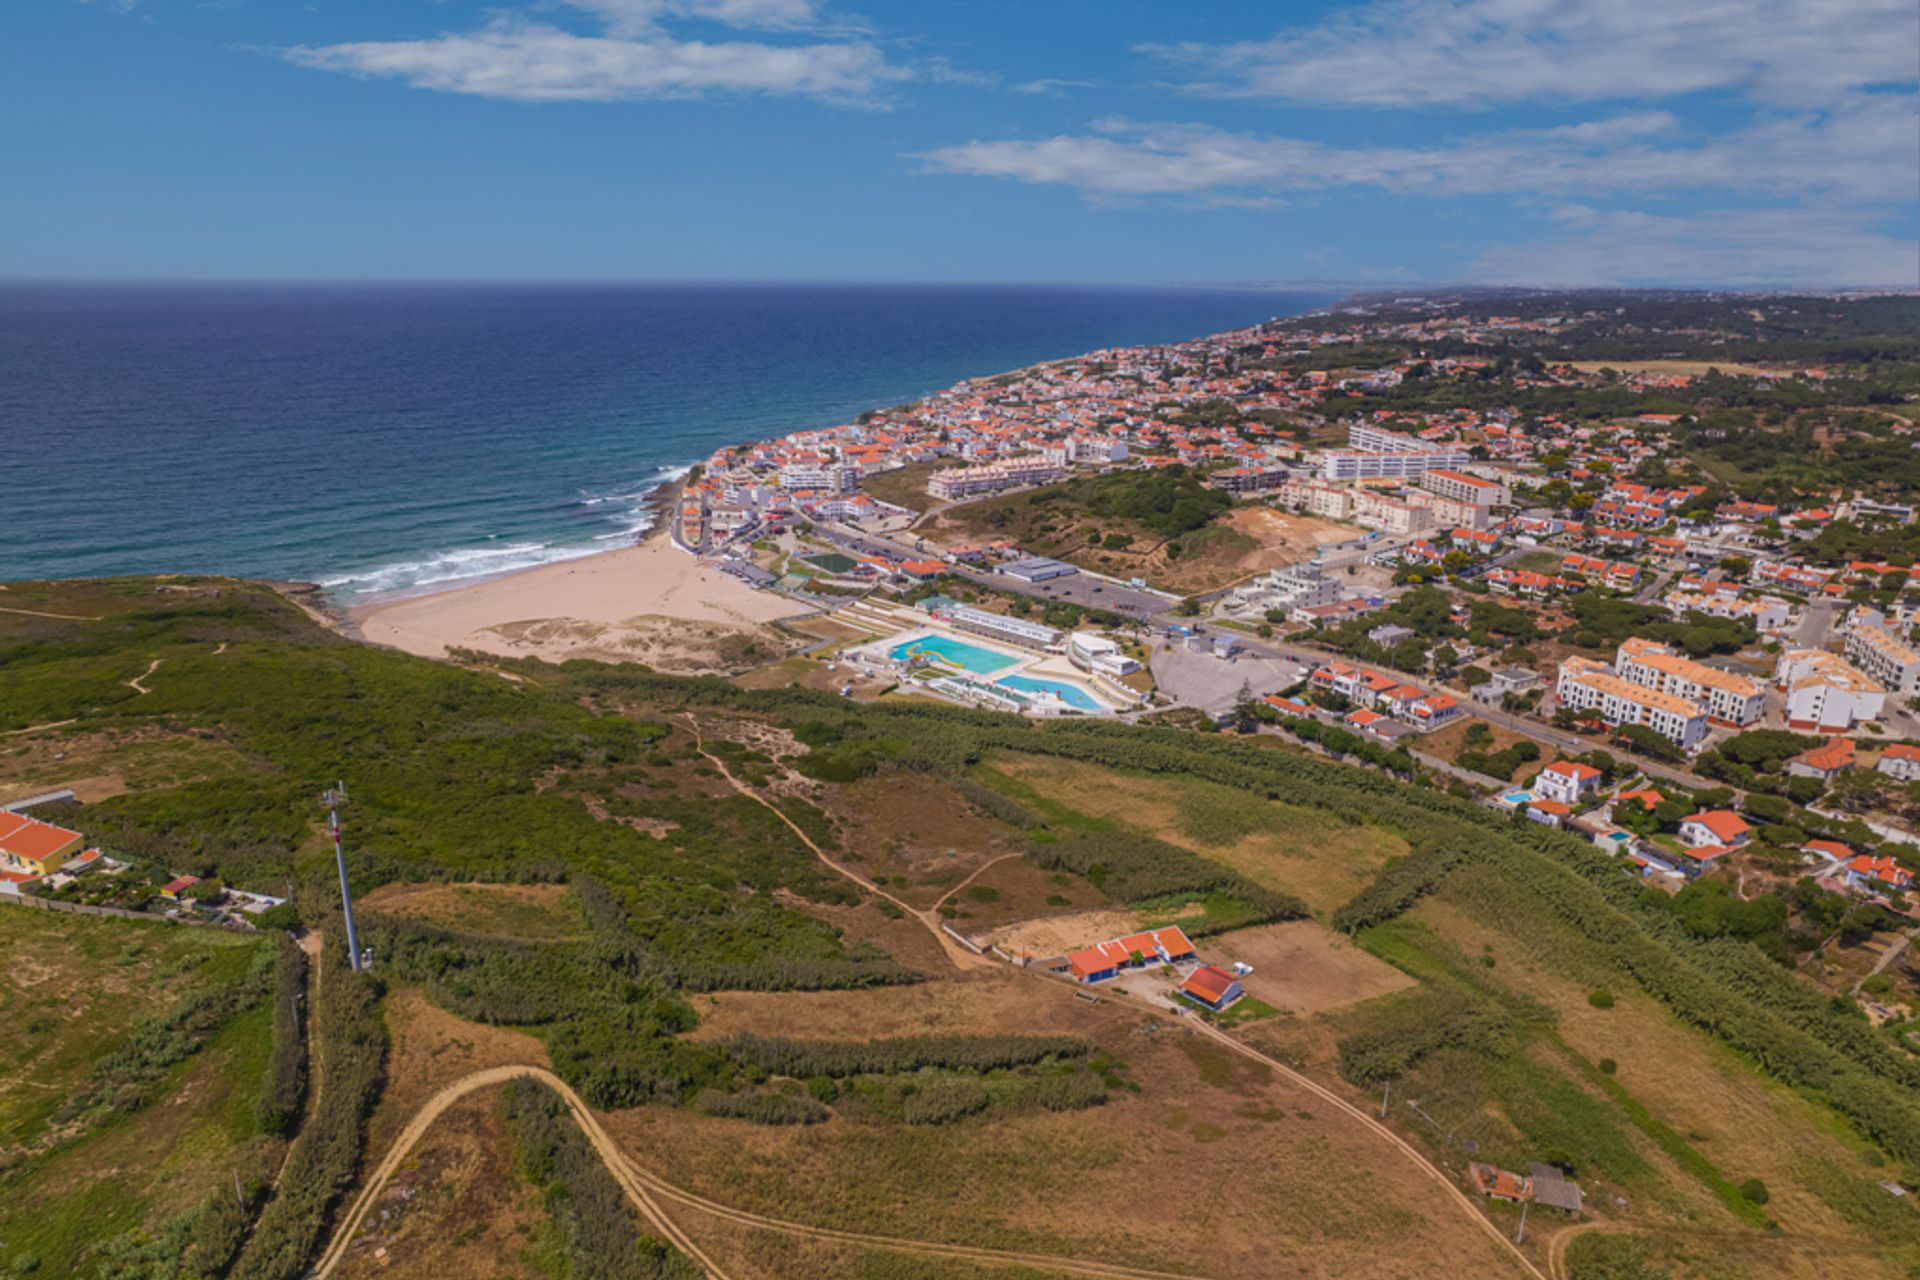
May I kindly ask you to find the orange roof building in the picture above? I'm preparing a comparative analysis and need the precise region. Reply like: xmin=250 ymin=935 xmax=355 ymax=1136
xmin=0 ymin=812 xmax=84 ymax=877
xmin=1178 ymin=964 xmax=1244 ymax=1010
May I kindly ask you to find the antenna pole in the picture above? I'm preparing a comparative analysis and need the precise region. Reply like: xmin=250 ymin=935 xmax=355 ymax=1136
xmin=324 ymin=783 xmax=363 ymax=973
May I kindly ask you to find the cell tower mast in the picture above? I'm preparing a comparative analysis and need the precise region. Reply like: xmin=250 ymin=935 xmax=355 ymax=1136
xmin=323 ymin=782 xmax=364 ymax=973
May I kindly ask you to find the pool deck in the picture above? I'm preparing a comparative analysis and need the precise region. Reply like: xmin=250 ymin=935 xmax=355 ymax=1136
xmin=861 ymin=624 xmax=1119 ymax=714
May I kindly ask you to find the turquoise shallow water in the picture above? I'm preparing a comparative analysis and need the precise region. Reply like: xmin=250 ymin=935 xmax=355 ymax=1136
xmin=996 ymin=674 xmax=1104 ymax=711
xmin=0 ymin=282 xmax=1332 ymax=597
xmin=888 ymin=633 xmax=1020 ymax=675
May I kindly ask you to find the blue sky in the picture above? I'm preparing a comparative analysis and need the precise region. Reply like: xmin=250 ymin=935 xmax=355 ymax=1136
xmin=7 ymin=0 xmax=1916 ymax=285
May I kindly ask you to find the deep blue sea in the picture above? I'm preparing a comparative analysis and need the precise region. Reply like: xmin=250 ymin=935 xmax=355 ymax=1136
xmin=0 ymin=283 xmax=1332 ymax=598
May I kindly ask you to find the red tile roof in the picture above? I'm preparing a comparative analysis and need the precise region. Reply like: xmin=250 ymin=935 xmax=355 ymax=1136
xmin=1180 ymin=964 xmax=1239 ymax=1004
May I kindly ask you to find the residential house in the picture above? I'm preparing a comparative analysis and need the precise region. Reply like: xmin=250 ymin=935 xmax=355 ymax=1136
xmin=1844 ymin=855 xmax=1914 ymax=896
xmin=1785 ymin=738 xmax=1856 ymax=781
xmin=0 ymin=812 xmax=85 ymax=878
xmin=1534 ymin=761 xmax=1604 ymax=807
xmin=1680 ymin=810 xmax=1751 ymax=850
xmin=1877 ymin=743 xmax=1920 ymax=782
xmin=1178 ymin=964 xmax=1245 ymax=1011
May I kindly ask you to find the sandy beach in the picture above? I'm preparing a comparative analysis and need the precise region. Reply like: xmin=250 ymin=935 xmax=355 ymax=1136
xmin=352 ymin=534 xmax=813 ymax=673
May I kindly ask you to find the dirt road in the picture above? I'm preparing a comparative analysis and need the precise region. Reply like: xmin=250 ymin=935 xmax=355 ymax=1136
xmin=307 ymin=1063 xmax=1204 ymax=1280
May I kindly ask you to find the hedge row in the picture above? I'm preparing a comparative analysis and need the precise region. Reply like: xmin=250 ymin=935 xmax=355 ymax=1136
xmin=255 ymin=933 xmax=310 ymax=1136
xmin=692 ymin=1086 xmax=830 ymax=1125
xmin=1025 ymin=831 xmax=1307 ymax=929
xmin=1337 ymin=992 xmax=1512 ymax=1085
xmin=502 ymin=1079 xmax=704 ymax=1279
xmin=228 ymin=939 xmax=388 ymax=1280
xmin=1330 ymin=840 xmax=1477 ymax=935
xmin=726 ymin=1033 xmax=1091 ymax=1079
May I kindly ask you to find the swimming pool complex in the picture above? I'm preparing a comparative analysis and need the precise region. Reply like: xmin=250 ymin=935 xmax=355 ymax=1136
xmin=888 ymin=632 xmax=1019 ymax=675
xmin=995 ymin=674 xmax=1105 ymax=712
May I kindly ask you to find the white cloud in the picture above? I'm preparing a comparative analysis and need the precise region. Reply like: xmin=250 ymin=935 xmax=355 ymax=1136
xmin=1472 ymin=205 xmax=1920 ymax=286
xmin=920 ymin=95 xmax=1917 ymax=203
xmin=1145 ymin=0 xmax=1919 ymax=107
xmin=280 ymin=4 xmax=900 ymax=104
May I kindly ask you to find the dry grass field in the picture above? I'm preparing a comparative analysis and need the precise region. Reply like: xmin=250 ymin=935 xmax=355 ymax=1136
xmin=334 ymin=1085 xmax=553 ymax=1280
xmin=359 ymin=881 xmax=588 ymax=942
xmin=987 ymin=754 xmax=1410 ymax=915
xmin=638 ymin=970 xmax=1536 ymax=1280
xmin=1205 ymin=920 xmax=1415 ymax=1017
xmin=920 ymin=492 xmax=1350 ymax=595
xmin=1571 ymin=359 xmax=1790 ymax=379
xmin=820 ymin=771 xmax=1029 ymax=910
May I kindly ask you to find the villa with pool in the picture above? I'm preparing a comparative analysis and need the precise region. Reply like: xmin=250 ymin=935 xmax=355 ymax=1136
xmin=849 ymin=605 xmax=1145 ymax=716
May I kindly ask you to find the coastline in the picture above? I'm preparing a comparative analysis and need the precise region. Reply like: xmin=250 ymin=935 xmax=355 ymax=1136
xmin=345 ymin=474 xmax=812 ymax=672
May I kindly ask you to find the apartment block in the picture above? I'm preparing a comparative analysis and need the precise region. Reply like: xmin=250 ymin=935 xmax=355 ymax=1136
xmin=1556 ymin=656 xmax=1709 ymax=751
xmin=1420 ymin=468 xmax=1510 ymax=508
xmin=1614 ymin=638 xmax=1764 ymax=727
xmin=1774 ymin=648 xmax=1886 ymax=732
xmin=1845 ymin=622 xmax=1920 ymax=697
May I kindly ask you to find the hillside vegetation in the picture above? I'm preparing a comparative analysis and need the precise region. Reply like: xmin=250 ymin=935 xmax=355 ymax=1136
xmin=5 ymin=577 xmax=1919 ymax=1278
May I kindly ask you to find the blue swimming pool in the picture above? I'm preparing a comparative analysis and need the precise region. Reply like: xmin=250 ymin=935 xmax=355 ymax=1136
xmin=996 ymin=674 xmax=1104 ymax=711
xmin=889 ymin=633 xmax=1018 ymax=675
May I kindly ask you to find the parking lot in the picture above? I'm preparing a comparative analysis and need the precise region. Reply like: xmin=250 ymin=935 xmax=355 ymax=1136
xmin=1149 ymin=640 xmax=1308 ymax=713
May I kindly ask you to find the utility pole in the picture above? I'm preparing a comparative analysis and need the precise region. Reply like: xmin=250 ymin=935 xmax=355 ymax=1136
xmin=323 ymin=783 xmax=363 ymax=973
xmin=1514 ymin=1198 xmax=1529 ymax=1245
xmin=1380 ymin=1079 xmax=1391 ymax=1118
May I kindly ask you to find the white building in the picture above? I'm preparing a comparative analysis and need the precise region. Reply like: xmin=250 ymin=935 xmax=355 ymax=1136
xmin=1406 ymin=488 xmax=1495 ymax=531
xmin=1351 ymin=489 xmax=1435 ymax=536
xmin=1278 ymin=479 xmax=1354 ymax=521
xmin=1420 ymin=468 xmax=1510 ymax=508
xmin=1534 ymin=760 xmax=1603 ymax=806
xmin=778 ymin=462 xmax=860 ymax=493
xmin=1877 ymin=744 xmax=1920 ymax=782
xmin=1614 ymin=638 xmax=1764 ymax=728
xmin=1663 ymin=590 xmax=1794 ymax=635
xmin=1774 ymin=648 xmax=1886 ymax=732
xmin=938 ymin=605 xmax=1062 ymax=651
xmin=1557 ymin=656 xmax=1710 ymax=751
xmin=1846 ymin=622 xmax=1920 ymax=697
xmin=1320 ymin=449 xmax=1473 ymax=483
xmin=1225 ymin=560 xmax=1342 ymax=616
xmin=1067 ymin=632 xmax=1140 ymax=677
xmin=927 ymin=453 xmax=1067 ymax=500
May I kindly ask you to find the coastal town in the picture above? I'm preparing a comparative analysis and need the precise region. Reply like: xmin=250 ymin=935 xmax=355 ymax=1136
xmin=8 ymin=288 xmax=1920 ymax=1280
xmin=651 ymin=291 xmax=1920 ymax=943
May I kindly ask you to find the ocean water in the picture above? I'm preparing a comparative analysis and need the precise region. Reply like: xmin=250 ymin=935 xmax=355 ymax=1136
xmin=0 ymin=283 xmax=1332 ymax=598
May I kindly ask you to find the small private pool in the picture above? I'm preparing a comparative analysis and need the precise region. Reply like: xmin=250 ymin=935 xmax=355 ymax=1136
xmin=995 ymin=674 xmax=1105 ymax=712
xmin=1500 ymin=789 xmax=1535 ymax=807
xmin=889 ymin=632 xmax=1019 ymax=675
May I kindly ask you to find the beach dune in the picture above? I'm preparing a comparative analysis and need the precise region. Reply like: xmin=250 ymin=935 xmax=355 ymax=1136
xmin=353 ymin=539 xmax=811 ymax=673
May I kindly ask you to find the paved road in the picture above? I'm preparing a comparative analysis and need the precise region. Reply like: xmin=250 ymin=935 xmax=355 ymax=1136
xmin=1794 ymin=600 xmax=1838 ymax=649
xmin=815 ymin=522 xmax=1174 ymax=618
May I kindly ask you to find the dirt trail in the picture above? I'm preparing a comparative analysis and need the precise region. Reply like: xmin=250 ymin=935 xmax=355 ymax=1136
xmin=1 ymin=718 xmax=77 ymax=738
xmin=932 ymin=851 xmax=1023 ymax=912
xmin=0 ymin=605 xmax=97 ymax=621
xmin=680 ymin=715 xmax=990 ymax=973
xmin=308 ymin=1064 xmax=1202 ymax=1280
xmin=125 ymin=658 xmax=162 ymax=695
xmin=1182 ymin=1015 xmax=1545 ymax=1279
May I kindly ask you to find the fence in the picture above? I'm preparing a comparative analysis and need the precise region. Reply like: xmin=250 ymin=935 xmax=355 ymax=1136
xmin=0 ymin=892 xmax=253 ymax=931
